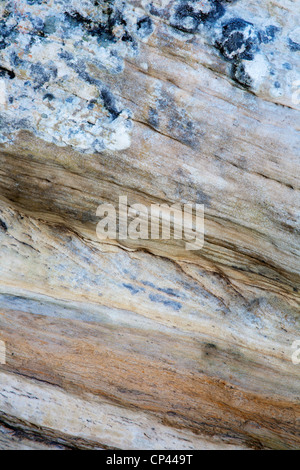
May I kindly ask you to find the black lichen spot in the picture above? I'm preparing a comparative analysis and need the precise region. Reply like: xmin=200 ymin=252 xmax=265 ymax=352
xmin=64 ymin=8 xmax=136 ymax=47
xmin=64 ymin=6 xmax=139 ymax=50
xmin=0 ymin=66 xmax=15 ymax=79
xmin=100 ymin=88 xmax=120 ymax=120
xmin=64 ymin=11 xmax=93 ymax=30
xmin=0 ymin=39 xmax=7 ymax=50
xmin=30 ymin=15 xmax=45 ymax=36
xmin=222 ymin=18 xmax=251 ymax=35
xmin=48 ymin=63 xmax=58 ymax=79
xmin=0 ymin=18 xmax=16 ymax=50
xmin=223 ymin=31 xmax=245 ymax=57
xmin=203 ymin=342 xmax=218 ymax=357
xmin=258 ymin=25 xmax=280 ymax=44
xmin=148 ymin=2 xmax=169 ymax=19
xmin=171 ymin=0 xmax=225 ymax=34
xmin=43 ymin=16 xmax=57 ymax=36
xmin=121 ymin=31 xmax=134 ymax=43
xmin=10 ymin=51 xmax=24 ymax=67
xmin=206 ymin=1 xmax=226 ymax=24
xmin=64 ymin=11 xmax=116 ymax=44
xmin=205 ymin=343 xmax=217 ymax=349
xmin=43 ymin=93 xmax=55 ymax=101
xmin=216 ymin=18 xmax=259 ymax=61
xmin=58 ymin=50 xmax=74 ymax=62
xmin=30 ymin=63 xmax=51 ymax=88
xmin=24 ymin=36 xmax=36 ymax=54
xmin=172 ymin=4 xmax=200 ymax=33
xmin=231 ymin=61 xmax=252 ymax=88
xmin=148 ymin=107 xmax=159 ymax=129
xmin=136 ymin=16 xmax=154 ymax=38
xmin=87 ymin=99 xmax=97 ymax=110
xmin=288 ymin=38 xmax=300 ymax=52
xmin=27 ymin=0 xmax=44 ymax=4
xmin=0 ymin=219 xmax=7 ymax=232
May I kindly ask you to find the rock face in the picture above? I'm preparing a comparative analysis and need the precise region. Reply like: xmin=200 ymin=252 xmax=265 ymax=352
xmin=0 ymin=0 xmax=299 ymax=450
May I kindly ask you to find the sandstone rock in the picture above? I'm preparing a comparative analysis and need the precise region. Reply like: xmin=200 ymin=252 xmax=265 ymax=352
xmin=0 ymin=0 xmax=299 ymax=450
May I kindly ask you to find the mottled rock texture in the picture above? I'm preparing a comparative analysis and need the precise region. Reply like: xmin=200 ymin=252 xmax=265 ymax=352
xmin=0 ymin=0 xmax=299 ymax=450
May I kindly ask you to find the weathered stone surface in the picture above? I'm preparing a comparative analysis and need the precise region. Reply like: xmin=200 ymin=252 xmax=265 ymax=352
xmin=0 ymin=0 xmax=299 ymax=450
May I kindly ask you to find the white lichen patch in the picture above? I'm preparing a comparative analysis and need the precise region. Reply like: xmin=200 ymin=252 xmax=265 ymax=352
xmin=0 ymin=78 xmax=6 ymax=105
xmin=104 ymin=112 xmax=133 ymax=151
xmin=243 ymin=53 xmax=269 ymax=90
xmin=289 ymin=27 xmax=300 ymax=46
xmin=0 ymin=0 xmax=156 ymax=152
